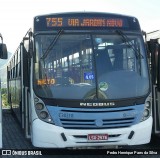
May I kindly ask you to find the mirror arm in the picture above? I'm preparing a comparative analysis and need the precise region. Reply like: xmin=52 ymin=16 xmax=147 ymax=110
xmin=0 ymin=33 xmax=3 ymax=43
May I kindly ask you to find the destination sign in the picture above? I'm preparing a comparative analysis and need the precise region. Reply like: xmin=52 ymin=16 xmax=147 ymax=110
xmin=46 ymin=17 xmax=125 ymax=28
xmin=34 ymin=13 xmax=141 ymax=31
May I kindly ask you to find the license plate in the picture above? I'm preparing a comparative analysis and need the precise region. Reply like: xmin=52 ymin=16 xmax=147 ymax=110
xmin=88 ymin=134 xmax=108 ymax=141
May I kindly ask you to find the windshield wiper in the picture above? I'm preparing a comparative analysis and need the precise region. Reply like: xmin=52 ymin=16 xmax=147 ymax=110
xmin=115 ymin=30 xmax=144 ymax=59
xmin=40 ymin=29 xmax=63 ymax=60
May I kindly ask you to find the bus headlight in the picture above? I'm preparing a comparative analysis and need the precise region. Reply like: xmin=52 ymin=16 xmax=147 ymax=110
xmin=143 ymin=109 xmax=150 ymax=117
xmin=35 ymin=103 xmax=44 ymax=110
xmin=141 ymin=101 xmax=151 ymax=121
xmin=35 ymin=101 xmax=54 ymax=124
xmin=40 ymin=111 xmax=48 ymax=119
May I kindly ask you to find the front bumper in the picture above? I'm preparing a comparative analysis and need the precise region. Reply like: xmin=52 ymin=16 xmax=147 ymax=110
xmin=32 ymin=116 xmax=152 ymax=148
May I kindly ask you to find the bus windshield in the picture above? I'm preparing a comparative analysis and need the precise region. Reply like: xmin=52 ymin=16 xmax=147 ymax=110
xmin=33 ymin=31 xmax=149 ymax=100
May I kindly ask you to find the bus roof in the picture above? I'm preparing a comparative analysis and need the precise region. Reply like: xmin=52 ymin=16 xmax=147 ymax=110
xmin=34 ymin=12 xmax=137 ymax=19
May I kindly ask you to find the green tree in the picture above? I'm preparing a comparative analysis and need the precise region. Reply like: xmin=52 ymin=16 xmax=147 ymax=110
xmin=1 ymin=88 xmax=10 ymax=108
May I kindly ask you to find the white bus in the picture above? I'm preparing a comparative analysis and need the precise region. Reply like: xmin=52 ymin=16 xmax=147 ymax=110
xmin=146 ymin=30 xmax=160 ymax=136
xmin=7 ymin=12 xmax=151 ymax=148
xmin=0 ymin=33 xmax=8 ymax=148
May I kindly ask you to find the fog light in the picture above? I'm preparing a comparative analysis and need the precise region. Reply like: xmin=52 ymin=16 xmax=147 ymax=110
xmin=40 ymin=111 xmax=48 ymax=119
xmin=35 ymin=103 xmax=44 ymax=110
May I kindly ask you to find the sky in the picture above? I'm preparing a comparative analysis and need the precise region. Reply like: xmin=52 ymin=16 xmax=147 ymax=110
xmin=0 ymin=0 xmax=160 ymax=52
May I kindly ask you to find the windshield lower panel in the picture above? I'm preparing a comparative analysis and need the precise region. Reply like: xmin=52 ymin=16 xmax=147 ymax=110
xmin=34 ymin=32 xmax=149 ymax=100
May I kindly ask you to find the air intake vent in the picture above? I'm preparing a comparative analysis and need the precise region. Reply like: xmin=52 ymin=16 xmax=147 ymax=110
xmin=59 ymin=108 xmax=136 ymax=129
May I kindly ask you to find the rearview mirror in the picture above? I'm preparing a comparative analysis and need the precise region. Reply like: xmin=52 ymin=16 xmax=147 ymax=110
xmin=0 ymin=43 xmax=8 ymax=59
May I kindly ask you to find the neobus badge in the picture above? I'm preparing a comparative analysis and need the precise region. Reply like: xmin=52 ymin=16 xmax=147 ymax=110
xmin=80 ymin=102 xmax=115 ymax=107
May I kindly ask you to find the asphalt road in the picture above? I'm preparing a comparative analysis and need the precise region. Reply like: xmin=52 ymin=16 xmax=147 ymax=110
xmin=2 ymin=109 xmax=160 ymax=158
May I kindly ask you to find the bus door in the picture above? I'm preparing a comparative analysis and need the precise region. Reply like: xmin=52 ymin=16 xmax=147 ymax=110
xmin=148 ymin=39 xmax=160 ymax=134
xmin=20 ymin=40 xmax=31 ymax=139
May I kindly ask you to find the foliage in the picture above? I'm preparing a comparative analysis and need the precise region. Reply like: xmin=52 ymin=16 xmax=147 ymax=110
xmin=1 ymin=88 xmax=10 ymax=108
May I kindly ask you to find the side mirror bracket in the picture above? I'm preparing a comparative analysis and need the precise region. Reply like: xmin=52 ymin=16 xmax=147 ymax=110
xmin=0 ymin=34 xmax=8 ymax=59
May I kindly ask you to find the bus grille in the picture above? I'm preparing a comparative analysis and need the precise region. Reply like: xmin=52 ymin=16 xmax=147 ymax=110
xmin=60 ymin=117 xmax=134 ymax=129
xmin=56 ymin=107 xmax=140 ymax=129
xmin=47 ymin=105 xmax=143 ymax=130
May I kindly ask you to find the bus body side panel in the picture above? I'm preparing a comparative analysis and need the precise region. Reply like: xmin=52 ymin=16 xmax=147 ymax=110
xmin=147 ymin=38 xmax=160 ymax=134
xmin=7 ymin=49 xmax=22 ymax=127
xmin=0 ymin=82 xmax=2 ymax=148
